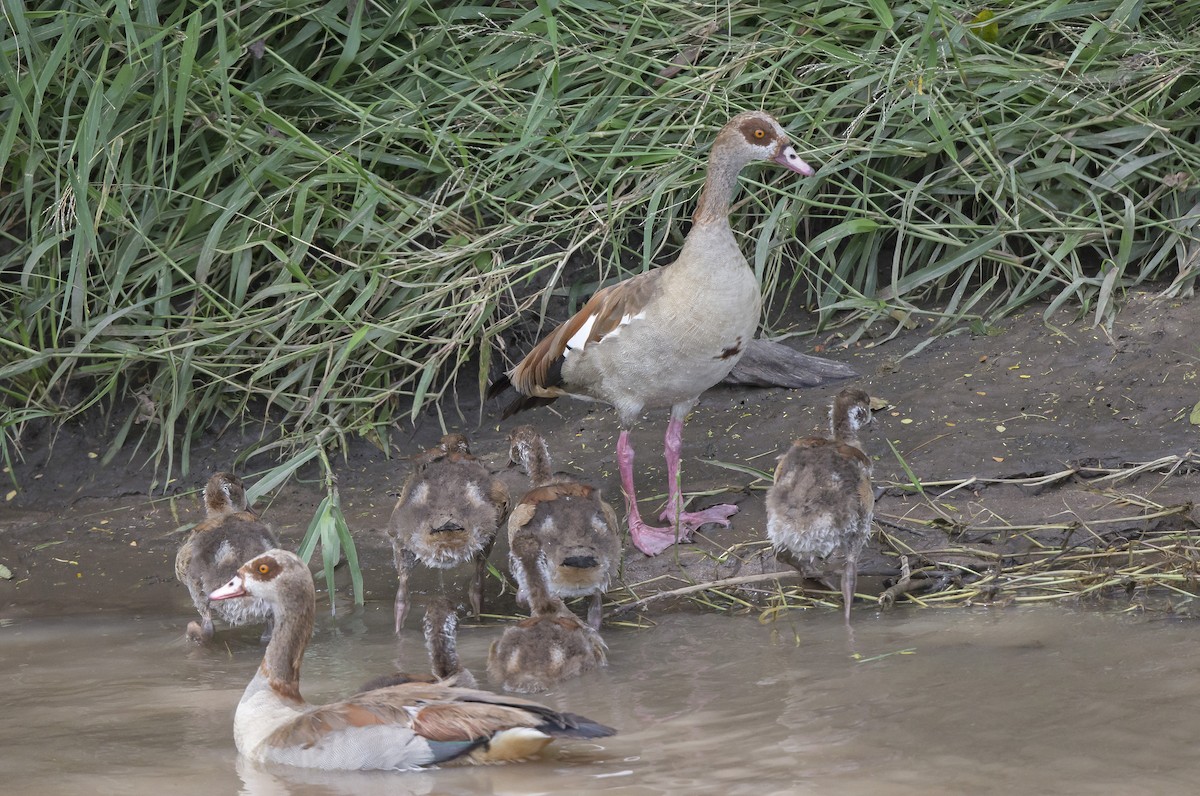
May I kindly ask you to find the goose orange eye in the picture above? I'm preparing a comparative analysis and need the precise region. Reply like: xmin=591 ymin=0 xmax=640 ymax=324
xmin=754 ymin=129 xmax=765 ymax=139
xmin=258 ymin=563 xmax=270 ymax=574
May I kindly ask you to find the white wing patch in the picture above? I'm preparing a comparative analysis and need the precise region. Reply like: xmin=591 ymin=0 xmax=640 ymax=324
xmin=599 ymin=311 xmax=645 ymax=344
xmin=564 ymin=314 xmax=598 ymax=354
xmin=564 ymin=311 xmax=646 ymax=358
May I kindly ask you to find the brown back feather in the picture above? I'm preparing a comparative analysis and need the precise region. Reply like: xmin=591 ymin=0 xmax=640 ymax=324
xmin=507 ymin=270 xmax=663 ymax=398
xmin=265 ymin=697 xmax=415 ymax=749
xmin=523 ymin=482 xmax=595 ymax=505
xmin=410 ymin=702 xmax=540 ymax=742
xmin=777 ymin=437 xmax=870 ymax=474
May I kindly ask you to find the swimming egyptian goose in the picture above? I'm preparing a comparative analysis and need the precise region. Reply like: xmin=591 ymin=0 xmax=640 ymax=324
xmin=487 ymin=534 xmax=608 ymax=694
xmin=491 ymin=111 xmax=815 ymax=556
xmin=506 ymin=425 xmax=620 ymax=629
xmin=765 ymin=388 xmax=875 ymax=622
xmin=209 ymin=549 xmax=616 ymax=770
xmin=174 ymin=471 xmax=279 ymax=642
xmin=387 ymin=434 xmax=510 ymax=632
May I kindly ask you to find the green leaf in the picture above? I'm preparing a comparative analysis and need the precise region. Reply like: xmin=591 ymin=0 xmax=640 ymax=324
xmin=866 ymin=0 xmax=895 ymax=29
xmin=410 ymin=360 xmax=439 ymax=424
xmin=245 ymin=447 xmax=322 ymax=505
xmin=1189 ymin=400 xmax=1200 ymax=426
xmin=297 ymin=495 xmax=331 ymax=564
xmin=809 ymin=219 xmax=881 ymax=252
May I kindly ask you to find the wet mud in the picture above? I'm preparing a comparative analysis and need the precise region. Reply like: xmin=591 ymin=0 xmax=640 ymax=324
xmin=2 ymin=289 xmax=1197 ymax=621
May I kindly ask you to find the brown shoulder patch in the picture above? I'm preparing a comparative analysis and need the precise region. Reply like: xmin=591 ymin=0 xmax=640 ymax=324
xmin=597 ymin=497 xmax=619 ymax=532
xmin=553 ymin=616 xmax=585 ymax=631
xmin=263 ymin=697 xmax=407 ymax=749
xmin=507 ymin=501 xmax=538 ymax=538
xmin=529 ymin=483 xmax=593 ymax=503
xmin=833 ymin=441 xmax=871 ymax=467
xmin=489 ymin=479 xmax=510 ymax=517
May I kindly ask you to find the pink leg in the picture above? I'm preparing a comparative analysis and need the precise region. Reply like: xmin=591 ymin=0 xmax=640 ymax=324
xmin=618 ymin=430 xmax=679 ymax=556
xmin=842 ymin=555 xmax=858 ymax=624
xmin=656 ymin=417 xmax=739 ymax=531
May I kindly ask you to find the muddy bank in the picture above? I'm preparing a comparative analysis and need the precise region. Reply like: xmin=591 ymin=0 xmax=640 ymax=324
xmin=1 ymin=290 xmax=1197 ymax=621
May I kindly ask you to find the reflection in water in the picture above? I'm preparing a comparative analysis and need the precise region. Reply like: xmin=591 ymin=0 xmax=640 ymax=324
xmin=2 ymin=604 xmax=1200 ymax=795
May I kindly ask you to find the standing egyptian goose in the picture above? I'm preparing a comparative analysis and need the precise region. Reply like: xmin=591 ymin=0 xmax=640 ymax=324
xmin=765 ymin=388 xmax=876 ymax=622
xmin=487 ymin=534 xmax=608 ymax=694
xmin=387 ymin=434 xmax=510 ymax=632
xmin=209 ymin=550 xmax=615 ymax=769
xmin=491 ymin=111 xmax=815 ymax=556
xmin=506 ymin=425 xmax=620 ymax=629
xmin=174 ymin=472 xmax=278 ymax=642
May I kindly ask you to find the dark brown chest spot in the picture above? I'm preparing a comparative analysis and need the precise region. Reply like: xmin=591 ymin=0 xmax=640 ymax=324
xmin=716 ymin=337 xmax=743 ymax=360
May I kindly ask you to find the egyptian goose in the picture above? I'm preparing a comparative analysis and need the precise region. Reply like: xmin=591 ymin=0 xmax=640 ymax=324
xmin=487 ymin=533 xmax=608 ymax=694
xmin=387 ymin=434 xmax=510 ymax=632
xmin=174 ymin=471 xmax=278 ymax=642
xmin=491 ymin=111 xmax=815 ymax=556
xmin=506 ymin=425 xmax=620 ymax=629
xmin=209 ymin=549 xmax=616 ymax=769
xmin=765 ymin=388 xmax=875 ymax=622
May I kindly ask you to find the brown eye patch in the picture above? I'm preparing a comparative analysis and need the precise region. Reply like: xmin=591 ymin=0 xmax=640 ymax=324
xmin=739 ymin=120 xmax=775 ymax=144
xmin=250 ymin=555 xmax=279 ymax=579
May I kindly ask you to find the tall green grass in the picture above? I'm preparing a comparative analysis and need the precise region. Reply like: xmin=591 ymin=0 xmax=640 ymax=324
xmin=1 ymin=0 xmax=1197 ymax=483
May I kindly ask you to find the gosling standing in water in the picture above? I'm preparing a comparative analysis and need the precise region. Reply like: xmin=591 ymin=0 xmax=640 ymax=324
xmin=506 ymin=425 xmax=620 ymax=629
xmin=358 ymin=597 xmax=478 ymax=691
xmin=488 ymin=533 xmax=607 ymax=693
xmin=387 ymin=434 xmax=509 ymax=632
xmin=766 ymin=388 xmax=876 ymax=622
xmin=175 ymin=472 xmax=278 ymax=642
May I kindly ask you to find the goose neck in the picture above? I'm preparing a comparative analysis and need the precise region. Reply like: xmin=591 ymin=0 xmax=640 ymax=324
xmin=515 ymin=544 xmax=563 ymax=616
xmin=426 ymin=618 xmax=462 ymax=680
xmin=691 ymin=146 xmax=751 ymax=227
xmin=518 ymin=438 xmax=554 ymax=487
xmin=831 ymin=417 xmax=865 ymax=453
xmin=260 ymin=590 xmax=314 ymax=702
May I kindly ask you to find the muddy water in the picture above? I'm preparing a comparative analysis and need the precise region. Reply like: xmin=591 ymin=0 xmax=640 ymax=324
xmin=2 ymin=604 xmax=1198 ymax=795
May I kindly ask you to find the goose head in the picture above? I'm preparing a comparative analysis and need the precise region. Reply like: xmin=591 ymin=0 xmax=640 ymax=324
xmin=204 ymin=471 xmax=253 ymax=518
xmin=716 ymin=111 xmax=815 ymax=177
xmin=830 ymin=388 xmax=875 ymax=440
xmin=437 ymin=433 xmax=471 ymax=455
xmin=507 ymin=425 xmax=553 ymax=484
xmin=210 ymin=549 xmax=314 ymax=611
xmin=412 ymin=433 xmax=472 ymax=468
